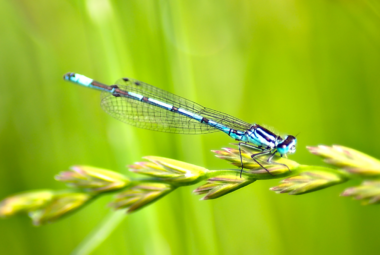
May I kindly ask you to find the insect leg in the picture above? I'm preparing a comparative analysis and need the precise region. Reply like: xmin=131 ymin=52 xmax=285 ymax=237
xmin=251 ymin=150 xmax=273 ymax=175
xmin=266 ymin=150 xmax=291 ymax=172
xmin=238 ymin=142 xmax=246 ymax=178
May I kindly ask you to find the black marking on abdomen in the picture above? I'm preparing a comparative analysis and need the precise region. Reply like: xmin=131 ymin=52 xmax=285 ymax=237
xmin=171 ymin=106 xmax=178 ymax=112
xmin=135 ymin=82 xmax=141 ymax=86
xmin=110 ymin=85 xmax=120 ymax=97
xmin=116 ymin=89 xmax=129 ymax=96
xmin=65 ymin=72 xmax=75 ymax=79
xmin=91 ymin=80 xmax=110 ymax=90
xmin=201 ymin=117 xmax=209 ymax=124
xmin=123 ymin=78 xmax=129 ymax=82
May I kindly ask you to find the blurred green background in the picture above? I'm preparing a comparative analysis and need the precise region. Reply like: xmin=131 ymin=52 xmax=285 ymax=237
xmin=1 ymin=0 xmax=380 ymax=254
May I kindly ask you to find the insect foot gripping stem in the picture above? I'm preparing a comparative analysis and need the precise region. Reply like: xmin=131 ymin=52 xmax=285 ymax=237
xmin=213 ymin=146 xmax=299 ymax=180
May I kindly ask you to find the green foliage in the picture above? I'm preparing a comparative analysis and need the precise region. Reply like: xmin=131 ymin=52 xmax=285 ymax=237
xmin=1 ymin=0 xmax=380 ymax=254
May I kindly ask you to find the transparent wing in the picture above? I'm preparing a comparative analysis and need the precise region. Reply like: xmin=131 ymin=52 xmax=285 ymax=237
xmin=100 ymin=77 xmax=251 ymax=134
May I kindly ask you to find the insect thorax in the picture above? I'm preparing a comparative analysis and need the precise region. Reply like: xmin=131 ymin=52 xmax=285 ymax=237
xmin=246 ymin=124 xmax=282 ymax=150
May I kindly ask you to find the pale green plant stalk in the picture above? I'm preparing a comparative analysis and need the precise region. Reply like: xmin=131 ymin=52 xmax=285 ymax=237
xmin=1 ymin=144 xmax=378 ymax=225
xmin=1 ymin=144 xmax=380 ymax=253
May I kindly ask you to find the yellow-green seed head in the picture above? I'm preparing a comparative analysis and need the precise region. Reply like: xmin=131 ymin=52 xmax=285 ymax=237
xmin=110 ymin=183 xmax=173 ymax=213
xmin=341 ymin=180 xmax=380 ymax=205
xmin=270 ymin=170 xmax=346 ymax=195
xmin=194 ymin=174 xmax=254 ymax=200
xmin=55 ymin=165 xmax=130 ymax=193
xmin=0 ymin=190 xmax=55 ymax=217
xmin=129 ymin=156 xmax=208 ymax=185
xmin=29 ymin=192 xmax=91 ymax=225
xmin=308 ymin=145 xmax=380 ymax=178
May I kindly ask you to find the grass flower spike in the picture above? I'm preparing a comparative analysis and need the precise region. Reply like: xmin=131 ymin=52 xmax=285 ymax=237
xmin=341 ymin=180 xmax=380 ymax=205
xmin=270 ymin=169 xmax=347 ymax=195
xmin=194 ymin=175 xmax=254 ymax=200
xmin=129 ymin=156 xmax=208 ymax=185
xmin=308 ymin=145 xmax=380 ymax=178
xmin=110 ymin=183 xmax=173 ymax=213
xmin=0 ymin=190 xmax=91 ymax=225
xmin=3 ymin=143 xmax=380 ymax=225
xmin=30 ymin=191 xmax=91 ymax=225
xmin=55 ymin=165 xmax=130 ymax=193
xmin=0 ymin=190 xmax=55 ymax=217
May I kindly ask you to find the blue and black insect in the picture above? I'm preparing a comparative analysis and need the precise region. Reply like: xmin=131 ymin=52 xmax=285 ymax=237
xmin=64 ymin=73 xmax=297 ymax=175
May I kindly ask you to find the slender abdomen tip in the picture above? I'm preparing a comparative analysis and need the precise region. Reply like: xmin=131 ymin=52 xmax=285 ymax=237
xmin=63 ymin=72 xmax=75 ymax=80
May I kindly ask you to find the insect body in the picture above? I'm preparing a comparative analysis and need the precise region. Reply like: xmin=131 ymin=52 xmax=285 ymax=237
xmin=64 ymin=73 xmax=297 ymax=174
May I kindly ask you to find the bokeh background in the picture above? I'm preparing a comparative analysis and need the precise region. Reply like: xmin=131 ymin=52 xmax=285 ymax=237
xmin=1 ymin=0 xmax=380 ymax=254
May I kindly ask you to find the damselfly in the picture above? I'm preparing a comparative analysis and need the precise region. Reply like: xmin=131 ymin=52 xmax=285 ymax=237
xmin=64 ymin=73 xmax=297 ymax=175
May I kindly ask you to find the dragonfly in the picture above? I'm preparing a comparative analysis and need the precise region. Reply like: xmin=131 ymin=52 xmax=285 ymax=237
xmin=63 ymin=72 xmax=297 ymax=176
